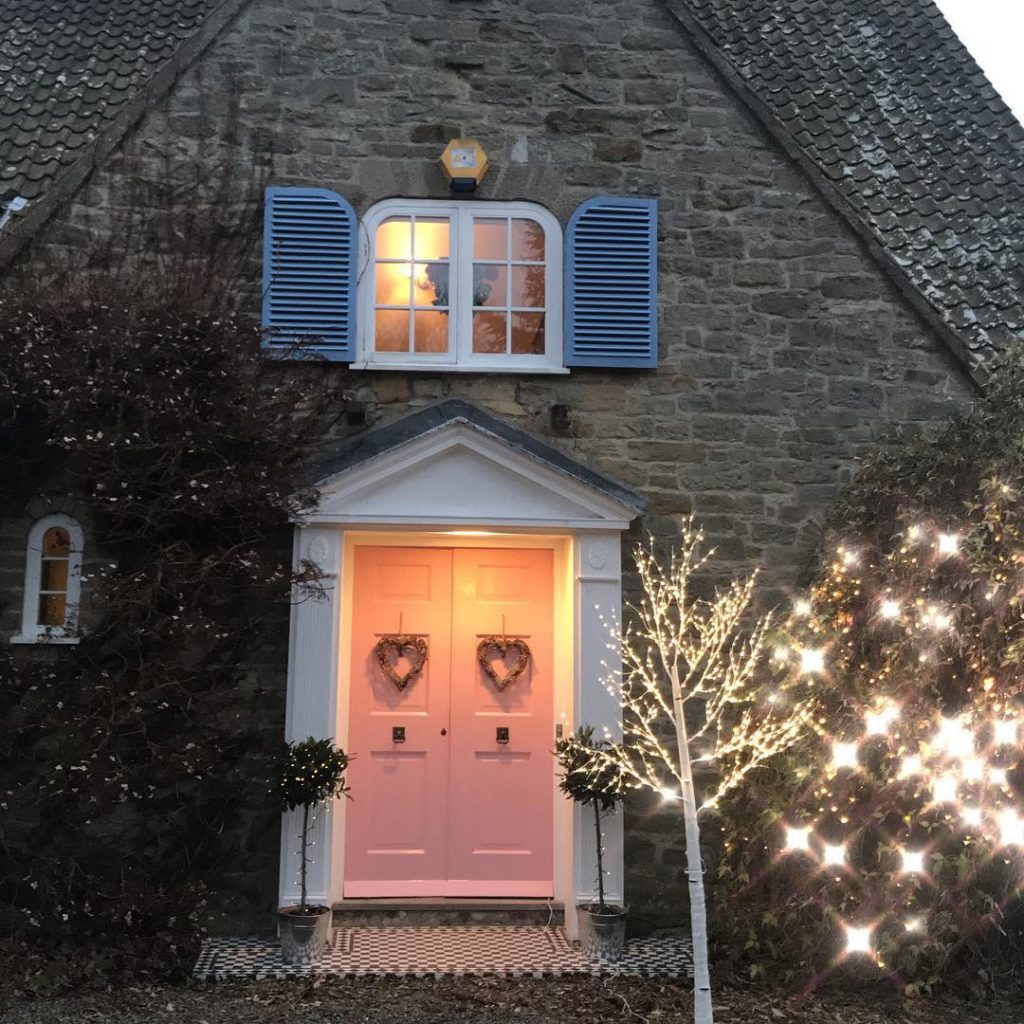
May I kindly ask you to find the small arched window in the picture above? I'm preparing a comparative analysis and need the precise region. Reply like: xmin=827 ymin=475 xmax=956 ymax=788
xmin=13 ymin=514 xmax=85 ymax=644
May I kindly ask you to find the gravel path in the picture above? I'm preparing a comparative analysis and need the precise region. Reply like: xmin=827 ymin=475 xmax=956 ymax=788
xmin=1 ymin=977 xmax=1017 ymax=1024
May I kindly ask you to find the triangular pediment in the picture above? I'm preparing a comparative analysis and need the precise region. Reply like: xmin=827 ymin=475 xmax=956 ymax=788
xmin=306 ymin=407 xmax=643 ymax=531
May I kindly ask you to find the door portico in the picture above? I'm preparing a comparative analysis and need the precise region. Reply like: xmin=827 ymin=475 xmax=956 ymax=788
xmin=280 ymin=400 xmax=644 ymax=937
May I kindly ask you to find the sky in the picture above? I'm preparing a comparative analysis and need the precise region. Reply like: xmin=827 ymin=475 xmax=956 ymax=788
xmin=934 ymin=0 xmax=1024 ymax=125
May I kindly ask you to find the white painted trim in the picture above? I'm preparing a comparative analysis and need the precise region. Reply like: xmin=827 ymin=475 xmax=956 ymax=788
xmin=281 ymin=421 xmax=635 ymax=933
xmin=357 ymin=199 xmax=564 ymax=373
xmin=13 ymin=514 xmax=84 ymax=645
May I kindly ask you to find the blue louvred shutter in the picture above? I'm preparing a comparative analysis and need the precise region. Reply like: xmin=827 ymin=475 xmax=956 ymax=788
xmin=564 ymin=196 xmax=658 ymax=368
xmin=262 ymin=186 xmax=357 ymax=361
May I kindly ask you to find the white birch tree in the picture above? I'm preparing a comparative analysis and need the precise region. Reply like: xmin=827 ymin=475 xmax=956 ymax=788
xmin=592 ymin=518 xmax=817 ymax=1024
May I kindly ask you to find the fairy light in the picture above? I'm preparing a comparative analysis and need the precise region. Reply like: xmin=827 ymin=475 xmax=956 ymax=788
xmin=993 ymin=720 xmax=1017 ymax=746
xmin=961 ymin=757 xmax=985 ymax=782
xmin=785 ymin=826 xmax=812 ymax=852
xmin=879 ymin=599 xmax=902 ymax=620
xmin=937 ymin=533 xmax=960 ymax=556
xmin=899 ymin=755 xmax=922 ymax=778
xmin=844 ymin=925 xmax=873 ymax=956
xmin=907 ymin=524 xmax=924 ymax=542
xmin=932 ymin=775 xmax=958 ymax=804
xmin=831 ymin=742 xmax=859 ymax=771
xmin=989 ymin=767 xmax=1008 ymax=788
xmin=900 ymin=849 xmax=925 ymax=874
xmin=793 ymin=599 xmax=812 ymax=617
xmin=800 ymin=648 xmax=825 ymax=675
xmin=961 ymin=806 xmax=983 ymax=827
xmin=865 ymin=705 xmax=898 ymax=735
xmin=999 ymin=810 xmax=1024 ymax=846
xmin=822 ymin=843 xmax=846 ymax=866
xmin=936 ymin=718 xmax=974 ymax=759
xmin=660 ymin=787 xmax=679 ymax=802
xmin=904 ymin=917 xmax=924 ymax=933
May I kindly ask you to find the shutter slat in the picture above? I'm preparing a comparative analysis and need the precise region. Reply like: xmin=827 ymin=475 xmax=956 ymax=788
xmin=262 ymin=186 xmax=357 ymax=361
xmin=564 ymin=197 xmax=657 ymax=369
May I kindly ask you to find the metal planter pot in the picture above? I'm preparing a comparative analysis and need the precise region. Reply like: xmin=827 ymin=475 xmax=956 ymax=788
xmin=577 ymin=904 xmax=628 ymax=960
xmin=278 ymin=905 xmax=332 ymax=965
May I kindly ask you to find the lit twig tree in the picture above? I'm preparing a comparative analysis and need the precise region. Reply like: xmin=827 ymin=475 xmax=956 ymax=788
xmin=592 ymin=518 xmax=817 ymax=1024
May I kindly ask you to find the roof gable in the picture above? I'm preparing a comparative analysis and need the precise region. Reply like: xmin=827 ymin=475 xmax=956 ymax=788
xmin=663 ymin=0 xmax=1024 ymax=371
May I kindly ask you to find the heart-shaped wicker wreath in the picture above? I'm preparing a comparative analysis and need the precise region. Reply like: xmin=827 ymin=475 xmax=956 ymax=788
xmin=374 ymin=635 xmax=428 ymax=692
xmin=476 ymin=637 xmax=532 ymax=692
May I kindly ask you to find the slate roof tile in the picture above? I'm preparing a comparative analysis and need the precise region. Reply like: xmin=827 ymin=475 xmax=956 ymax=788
xmin=0 ymin=0 xmax=222 ymax=203
xmin=672 ymin=0 xmax=1024 ymax=366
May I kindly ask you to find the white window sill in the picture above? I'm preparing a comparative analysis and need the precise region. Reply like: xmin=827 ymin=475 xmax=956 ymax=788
xmin=11 ymin=634 xmax=81 ymax=645
xmin=351 ymin=361 xmax=569 ymax=376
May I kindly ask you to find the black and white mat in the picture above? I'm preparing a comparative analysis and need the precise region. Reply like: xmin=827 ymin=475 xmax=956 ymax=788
xmin=193 ymin=925 xmax=694 ymax=981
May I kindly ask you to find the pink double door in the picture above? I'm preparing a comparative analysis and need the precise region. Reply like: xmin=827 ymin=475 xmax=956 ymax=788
xmin=344 ymin=546 xmax=554 ymax=898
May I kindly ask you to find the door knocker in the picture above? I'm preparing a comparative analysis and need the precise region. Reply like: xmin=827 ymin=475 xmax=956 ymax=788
xmin=477 ymin=636 xmax=532 ymax=692
xmin=374 ymin=635 xmax=428 ymax=692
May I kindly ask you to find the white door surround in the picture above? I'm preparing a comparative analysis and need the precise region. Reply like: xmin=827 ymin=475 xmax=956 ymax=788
xmin=279 ymin=405 xmax=644 ymax=938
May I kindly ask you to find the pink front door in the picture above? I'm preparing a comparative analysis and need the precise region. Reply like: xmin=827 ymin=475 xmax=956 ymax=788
xmin=344 ymin=546 xmax=554 ymax=898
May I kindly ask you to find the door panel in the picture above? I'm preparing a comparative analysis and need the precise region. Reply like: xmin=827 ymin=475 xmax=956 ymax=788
xmin=447 ymin=548 xmax=554 ymax=895
xmin=344 ymin=547 xmax=453 ymax=896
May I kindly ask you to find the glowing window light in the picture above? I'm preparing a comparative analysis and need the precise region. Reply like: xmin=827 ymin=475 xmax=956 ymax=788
xmin=999 ymin=811 xmax=1024 ymax=846
xmin=793 ymin=599 xmax=812 ymax=617
xmin=844 ymin=925 xmax=873 ymax=956
xmin=899 ymin=755 xmax=922 ymax=778
xmin=900 ymin=848 xmax=925 ymax=874
xmin=904 ymin=917 xmax=924 ymax=933
xmin=822 ymin=843 xmax=846 ymax=866
xmin=993 ymin=720 xmax=1017 ymax=746
xmin=784 ymin=826 xmax=812 ymax=853
xmin=800 ymin=648 xmax=825 ymax=675
xmin=865 ymin=706 xmax=898 ymax=735
xmin=937 ymin=533 xmax=960 ymax=556
xmin=879 ymin=599 xmax=901 ymax=620
xmin=932 ymin=775 xmax=958 ymax=804
xmin=962 ymin=806 xmax=983 ymax=827
xmin=832 ymin=742 xmax=859 ymax=771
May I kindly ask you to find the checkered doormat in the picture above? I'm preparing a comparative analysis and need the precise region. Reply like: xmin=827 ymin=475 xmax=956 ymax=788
xmin=193 ymin=925 xmax=694 ymax=980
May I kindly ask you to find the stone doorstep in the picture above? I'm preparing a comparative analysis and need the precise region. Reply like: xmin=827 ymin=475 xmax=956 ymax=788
xmin=331 ymin=897 xmax=565 ymax=927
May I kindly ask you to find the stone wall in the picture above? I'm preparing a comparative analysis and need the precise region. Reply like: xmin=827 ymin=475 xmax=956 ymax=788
xmin=10 ymin=0 xmax=977 ymax=929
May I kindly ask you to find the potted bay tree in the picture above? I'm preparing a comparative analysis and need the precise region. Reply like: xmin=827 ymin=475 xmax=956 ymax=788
xmin=555 ymin=725 xmax=628 ymax=958
xmin=276 ymin=737 xmax=350 ymax=964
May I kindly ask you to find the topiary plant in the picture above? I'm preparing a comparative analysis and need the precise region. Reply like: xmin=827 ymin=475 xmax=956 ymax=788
xmin=276 ymin=737 xmax=350 ymax=912
xmin=556 ymin=725 xmax=626 ymax=912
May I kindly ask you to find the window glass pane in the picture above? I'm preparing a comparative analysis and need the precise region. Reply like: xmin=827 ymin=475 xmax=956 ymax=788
xmin=375 ymin=309 xmax=411 ymax=352
xmin=473 ymin=218 xmax=507 ymax=260
xmin=511 ymin=265 xmax=545 ymax=308
xmin=375 ymin=261 xmax=412 ymax=306
xmin=472 ymin=265 xmax=507 ymax=308
xmin=43 ymin=527 xmax=70 ymax=557
xmin=376 ymin=217 xmax=412 ymax=260
xmin=38 ymin=592 xmax=66 ymax=627
xmin=41 ymin=559 xmax=69 ymax=593
xmin=511 ymin=218 xmax=545 ymax=262
xmin=473 ymin=311 xmax=507 ymax=354
xmin=413 ymin=310 xmax=450 ymax=354
xmin=414 ymin=263 xmax=449 ymax=308
xmin=511 ymin=312 xmax=546 ymax=355
xmin=413 ymin=218 xmax=450 ymax=261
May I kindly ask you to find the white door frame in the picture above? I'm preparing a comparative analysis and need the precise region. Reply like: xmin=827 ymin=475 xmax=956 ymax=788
xmin=278 ymin=421 xmax=639 ymax=938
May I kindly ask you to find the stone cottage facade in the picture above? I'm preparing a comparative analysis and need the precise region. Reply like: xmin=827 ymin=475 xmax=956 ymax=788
xmin=1 ymin=0 xmax=1022 ymax=932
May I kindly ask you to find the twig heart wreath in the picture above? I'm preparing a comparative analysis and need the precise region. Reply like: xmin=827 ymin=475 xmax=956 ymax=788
xmin=374 ymin=635 xmax=428 ymax=692
xmin=476 ymin=637 xmax=532 ymax=692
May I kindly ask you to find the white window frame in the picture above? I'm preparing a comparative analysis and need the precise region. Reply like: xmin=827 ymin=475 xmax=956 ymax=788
xmin=12 ymin=513 xmax=85 ymax=645
xmin=355 ymin=199 xmax=565 ymax=374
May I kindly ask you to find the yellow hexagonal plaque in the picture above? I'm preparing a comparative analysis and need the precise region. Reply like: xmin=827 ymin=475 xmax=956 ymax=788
xmin=439 ymin=138 xmax=490 ymax=191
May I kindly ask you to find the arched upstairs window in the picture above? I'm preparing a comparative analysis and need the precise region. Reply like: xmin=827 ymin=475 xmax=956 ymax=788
xmin=13 ymin=514 xmax=85 ymax=644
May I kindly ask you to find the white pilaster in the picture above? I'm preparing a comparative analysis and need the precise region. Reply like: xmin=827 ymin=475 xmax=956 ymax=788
xmin=278 ymin=525 xmax=343 ymax=908
xmin=571 ymin=532 xmax=625 ymax=935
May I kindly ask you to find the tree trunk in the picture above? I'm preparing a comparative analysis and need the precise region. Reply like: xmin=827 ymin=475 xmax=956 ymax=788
xmin=593 ymin=798 xmax=606 ymax=911
xmin=300 ymin=803 xmax=310 ymax=910
xmin=670 ymin=668 xmax=714 ymax=1024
